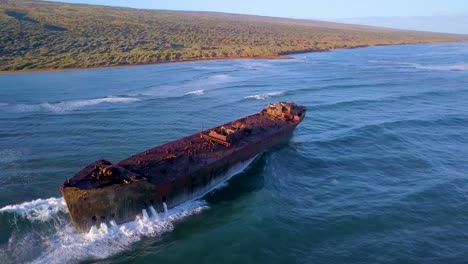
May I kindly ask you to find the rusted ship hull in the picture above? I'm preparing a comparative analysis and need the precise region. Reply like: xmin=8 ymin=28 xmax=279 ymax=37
xmin=61 ymin=102 xmax=306 ymax=232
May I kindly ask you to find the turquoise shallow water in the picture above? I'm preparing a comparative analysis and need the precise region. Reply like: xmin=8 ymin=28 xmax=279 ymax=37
xmin=0 ymin=42 xmax=468 ymax=264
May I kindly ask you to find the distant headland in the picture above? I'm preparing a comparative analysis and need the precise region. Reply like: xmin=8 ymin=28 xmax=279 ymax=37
xmin=1 ymin=0 xmax=467 ymax=73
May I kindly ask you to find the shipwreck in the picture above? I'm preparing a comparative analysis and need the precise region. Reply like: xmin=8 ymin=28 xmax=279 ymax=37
xmin=61 ymin=102 xmax=306 ymax=232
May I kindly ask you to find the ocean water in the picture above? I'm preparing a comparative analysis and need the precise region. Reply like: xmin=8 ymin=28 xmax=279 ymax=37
xmin=0 ymin=42 xmax=468 ymax=264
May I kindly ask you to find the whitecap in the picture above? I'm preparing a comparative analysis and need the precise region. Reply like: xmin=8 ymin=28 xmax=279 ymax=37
xmin=0 ymin=197 xmax=68 ymax=222
xmin=185 ymin=89 xmax=205 ymax=96
xmin=244 ymin=91 xmax=284 ymax=100
xmin=7 ymin=97 xmax=140 ymax=113
xmin=140 ymin=74 xmax=230 ymax=98
xmin=239 ymin=62 xmax=272 ymax=70
xmin=125 ymin=93 xmax=143 ymax=97
xmin=209 ymin=74 xmax=230 ymax=80
xmin=368 ymin=60 xmax=468 ymax=71
xmin=194 ymin=66 xmax=232 ymax=70
xmin=413 ymin=63 xmax=468 ymax=71
xmin=0 ymin=149 xmax=28 ymax=164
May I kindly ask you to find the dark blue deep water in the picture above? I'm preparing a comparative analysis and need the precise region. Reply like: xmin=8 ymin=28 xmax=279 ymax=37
xmin=0 ymin=42 xmax=468 ymax=264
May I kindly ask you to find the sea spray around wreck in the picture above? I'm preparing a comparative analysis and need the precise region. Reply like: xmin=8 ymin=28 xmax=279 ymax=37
xmin=0 ymin=197 xmax=68 ymax=222
xmin=37 ymin=200 xmax=207 ymax=264
xmin=0 ymin=198 xmax=208 ymax=264
xmin=0 ymin=155 xmax=260 ymax=263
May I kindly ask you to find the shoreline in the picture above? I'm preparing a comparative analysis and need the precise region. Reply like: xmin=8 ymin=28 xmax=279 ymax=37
xmin=0 ymin=55 xmax=290 ymax=75
xmin=1 ymin=40 xmax=466 ymax=75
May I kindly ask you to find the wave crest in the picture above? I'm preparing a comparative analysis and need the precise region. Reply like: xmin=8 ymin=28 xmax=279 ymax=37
xmin=6 ymin=97 xmax=140 ymax=113
xmin=414 ymin=63 xmax=468 ymax=71
xmin=0 ymin=197 xmax=67 ymax=222
xmin=368 ymin=60 xmax=468 ymax=71
xmin=209 ymin=74 xmax=230 ymax=80
xmin=244 ymin=91 xmax=284 ymax=100
xmin=1 ymin=197 xmax=207 ymax=264
xmin=185 ymin=89 xmax=205 ymax=96
xmin=34 ymin=201 xmax=206 ymax=264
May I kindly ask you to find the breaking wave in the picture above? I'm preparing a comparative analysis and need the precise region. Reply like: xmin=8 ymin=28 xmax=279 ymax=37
xmin=185 ymin=89 xmax=205 ymax=96
xmin=0 ymin=148 xmax=27 ymax=164
xmin=239 ymin=61 xmax=273 ymax=70
xmin=244 ymin=91 xmax=284 ymax=100
xmin=139 ymin=73 xmax=231 ymax=98
xmin=208 ymin=74 xmax=230 ymax=80
xmin=413 ymin=63 xmax=468 ymax=71
xmin=193 ymin=65 xmax=232 ymax=70
xmin=368 ymin=60 xmax=468 ymax=71
xmin=32 ymin=201 xmax=208 ymax=264
xmin=4 ymin=97 xmax=140 ymax=113
xmin=0 ymin=198 xmax=207 ymax=264
xmin=0 ymin=197 xmax=68 ymax=222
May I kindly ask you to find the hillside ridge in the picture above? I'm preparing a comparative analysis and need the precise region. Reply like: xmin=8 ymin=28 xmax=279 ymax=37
xmin=1 ymin=0 xmax=467 ymax=72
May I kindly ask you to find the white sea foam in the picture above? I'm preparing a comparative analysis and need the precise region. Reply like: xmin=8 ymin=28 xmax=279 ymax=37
xmin=413 ymin=63 xmax=468 ymax=71
xmin=368 ymin=60 xmax=468 ymax=71
xmin=185 ymin=89 xmax=205 ymax=95
xmin=209 ymin=74 xmax=230 ymax=80
xmin=240 ymin=61 xmax=273 ymax=70
xmin=140 ymin=73 xmax=230 ymax=98
xmin=30 ymin=200 xmax=207 ymax=264
xmin=9 ymin=97 xmax=140 ymax=113
xmin=0 ymin=149 xmax=27 ymax=164
xmin=244 ymin=91 xmax=284 ymax=100
xmin=194 ymin=65 xmax=233 ymax=71
xmin=0 ymin=197 xmax=68 ymax=222
xmin=126 ymin=93 xmax=143 ymax=97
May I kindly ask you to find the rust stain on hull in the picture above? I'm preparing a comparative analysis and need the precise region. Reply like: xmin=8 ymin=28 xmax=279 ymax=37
xmin=61 ymin=102 xmax=306 ymax=232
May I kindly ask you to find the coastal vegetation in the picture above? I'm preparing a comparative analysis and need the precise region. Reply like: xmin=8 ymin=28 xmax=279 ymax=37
xmin=0 ymin=0 xmax=466 ymax=72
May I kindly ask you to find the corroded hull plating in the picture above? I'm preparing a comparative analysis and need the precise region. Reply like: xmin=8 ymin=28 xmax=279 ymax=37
xmin=61 ymin=102 xmax=306 ymax=232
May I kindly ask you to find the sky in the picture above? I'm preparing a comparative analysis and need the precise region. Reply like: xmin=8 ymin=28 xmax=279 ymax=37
xmin=50 ymin=0 xmax=468 ymax=34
